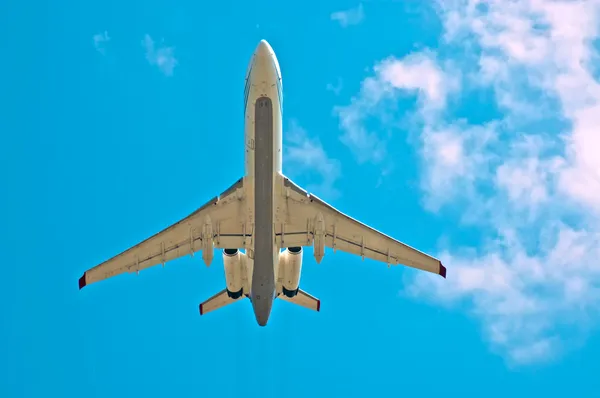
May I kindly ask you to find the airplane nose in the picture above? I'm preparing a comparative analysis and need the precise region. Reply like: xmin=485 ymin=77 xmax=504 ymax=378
xmin=255 ymin=39 xmax=273 ymax=59
xmin=248 ymin=39 xmax=281 ymax=98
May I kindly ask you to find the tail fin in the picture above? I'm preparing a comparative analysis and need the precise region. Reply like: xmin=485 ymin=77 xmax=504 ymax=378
xmin=199 ymin=288 xmax=243 ymax=315
xmin=278 ymin=288 xmax=320 ymax=312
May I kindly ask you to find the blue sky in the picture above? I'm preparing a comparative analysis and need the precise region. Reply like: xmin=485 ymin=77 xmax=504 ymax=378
xmin=2 ymin=0 xmax=600 ymax=396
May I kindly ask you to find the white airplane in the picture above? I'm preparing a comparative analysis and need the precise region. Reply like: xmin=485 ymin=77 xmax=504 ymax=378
xmin=78 ymin=39 xmax=446 ymax=326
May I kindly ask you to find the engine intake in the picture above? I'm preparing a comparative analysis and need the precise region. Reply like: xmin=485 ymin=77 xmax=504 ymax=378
xmin=223 ymin=248 xmax=238 ymax=256
xmin=227 ymin=287 xmax=244 ymax=299
xmin=287 ymin=246 xmax=302 ymax=254
xmin=282 ymin=286 xmax=299 ymax=298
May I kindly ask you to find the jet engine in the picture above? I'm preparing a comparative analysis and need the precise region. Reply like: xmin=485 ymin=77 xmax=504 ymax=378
xmin=223 ymin=248 xmax=245 ymax=299
xmin=279 ymin=246 xmax=303 ymax=298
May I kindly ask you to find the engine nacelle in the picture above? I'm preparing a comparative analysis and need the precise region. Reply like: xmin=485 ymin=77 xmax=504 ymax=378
xmin=279 ymin=246 xmax=303 ymax=298
xmin=223 ymin=248 xmax=245 ymax=299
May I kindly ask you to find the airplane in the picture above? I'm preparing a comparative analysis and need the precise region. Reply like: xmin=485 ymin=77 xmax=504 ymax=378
xmin=78 ymin=39 xmax=446 ymax=326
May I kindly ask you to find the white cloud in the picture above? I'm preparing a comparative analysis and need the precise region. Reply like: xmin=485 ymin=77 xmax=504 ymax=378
xmin=284 ymin=120 xmax=341 ymax=199
xmin=326 ymin=78 xmax=343 ymax=95
xmin=374 ymin=53 xmax=455 ymax=111
xmin=331 ymin=4 xmax=365 ymax=27
xmin=335 ymin=52 xmax=458 ymax=166
xmin=420 ymin=122 xmax=497 ymax=211
xmin=336 ymin=0 xmax=600 ymax=365
xmin=334 ymin=101 xmax=386 ymax=165
xmin=142 ymin=34 xmax=178 ymax=76
xmin=494 ymin=136 xmax=562 ymax=213
xmin=93 ymin=31 xmax=110 ymax=54
xmin=410 ymin=222 xmax=600 ymax=365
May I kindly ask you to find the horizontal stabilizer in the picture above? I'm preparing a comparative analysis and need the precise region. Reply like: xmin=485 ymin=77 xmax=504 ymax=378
xmin=279 ymin=289 xmax=320 ymax=312
xmin=199 ymin=288 xmax=242 ymax=315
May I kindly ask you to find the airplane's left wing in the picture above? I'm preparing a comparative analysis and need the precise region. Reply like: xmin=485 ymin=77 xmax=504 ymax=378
xmin=277 ymin=177 xmax=445 ymax=278
xmin=79 ymin=177 xmax=248 ymax=289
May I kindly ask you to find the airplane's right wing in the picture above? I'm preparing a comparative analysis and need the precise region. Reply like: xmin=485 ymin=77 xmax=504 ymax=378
xmin=79 ymin=177 xmax=249 ymax=289
xmin=277 ymin=177 xmax=445 ymax=277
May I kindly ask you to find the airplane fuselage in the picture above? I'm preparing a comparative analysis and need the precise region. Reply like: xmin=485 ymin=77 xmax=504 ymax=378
xmin=243 ymin=40 xmax=285 ymax=326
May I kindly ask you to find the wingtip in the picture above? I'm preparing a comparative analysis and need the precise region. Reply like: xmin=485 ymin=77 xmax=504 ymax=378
xmin=78 ymin=273 xmax=87 ymax=290
xmin=199 ymin=303 xmax=204 ymax=316
xmin=439 ymin=262 xmax=447 ymax=279
xmin=316 ymin=300 xmax=321 ymax=312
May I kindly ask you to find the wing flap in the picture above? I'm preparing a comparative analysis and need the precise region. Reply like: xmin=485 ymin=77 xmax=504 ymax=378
xmin=275 ymin=231 xmax=311 ymax=248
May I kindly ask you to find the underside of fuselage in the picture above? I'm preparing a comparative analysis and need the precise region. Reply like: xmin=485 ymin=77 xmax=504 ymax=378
xmin=244 ymin=40 xmax=284 ymax=326
xmin=251 ymin=96 xmax=276 ymax=326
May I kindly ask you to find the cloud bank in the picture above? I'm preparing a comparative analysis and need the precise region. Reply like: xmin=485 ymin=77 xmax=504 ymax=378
xmin=336 ymin=0 xmax=600 ymax=365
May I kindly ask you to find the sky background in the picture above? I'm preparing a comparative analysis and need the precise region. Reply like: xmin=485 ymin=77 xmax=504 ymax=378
xmin=2 ymin=0 xmax=600 ymax=396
